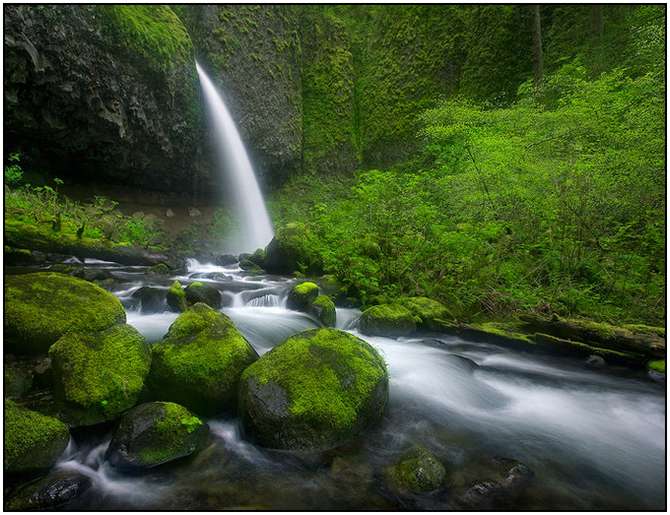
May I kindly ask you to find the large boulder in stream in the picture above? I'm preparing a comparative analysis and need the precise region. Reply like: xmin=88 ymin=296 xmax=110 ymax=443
xmin=185 ymin=281 xmax=222 ymax=309
xmin=146 ymin=304 xmax=258 ymax=415
xmin=359 ymin=303 xmax=417 ymax=337
xmin=4 ymin=399 xmax=70 ymax=475
xmin=239 ymin=328 xmax=388 ymax=450
xmin=287 ymin=281 xmax=319 ymax=310
xmin=312 ymin=295 xmax=336 ymax=327
xmin=399 ymin=297 xmax=452 ymax=331
xmin=4 ymin=272 xmax=126 ymax=355
xmin=166 ymin=281 xmax=188 ymax=312
xmin=6 ymin=470 xmax=92 ymax=510
xmin=49 ymin=324 xmax=151 ymax=426
xmin=106 ymin=402 xmax=208 ymax=471
xmin=263 ymin=223 xmax=322 ymax=274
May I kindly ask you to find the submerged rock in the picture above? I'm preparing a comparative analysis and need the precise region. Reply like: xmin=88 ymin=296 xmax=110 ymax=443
xmin=4 ymin=272 xmax=126 ymax=355
xmin=312 ymin=295 xmax=336 ymax=327
xmin=49 ymin=324 xmax=151 ymax=426
xmin=359 ymin=304 xmax=417 ymax=337
xmin=166 ymin=281 xmax=188 ymax=312
xmin=6 ymin=470 xmax=92 ymax=510
xmin=106 ymin=402 xmax=208 ymax=471
xmin=146 ymin=304 xmax=258 ymax=415
xmin=239 ymin=328 xmax=388 ymax=450
xmin=185 ymin=281 xmax=222 ymax=309
xmin=4 ymin=399 xmax=70 ymax=475
xmin=287 ymin=281 xmax=319 ymax=311
xmin=384 ymin=446 xmax=446 ymax=495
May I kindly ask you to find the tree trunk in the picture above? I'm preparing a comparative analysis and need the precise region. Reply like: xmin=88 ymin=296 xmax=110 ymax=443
xmin=530 ymin=5 xmax=543 ymax=91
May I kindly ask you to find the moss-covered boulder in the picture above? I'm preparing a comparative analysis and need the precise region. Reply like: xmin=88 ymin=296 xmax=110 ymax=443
xmin=263 ymin=223 xmax=321 ymax=274
xmin=287 ymin=281 xmax=320 ymax=311
xmin=384 ymin=446 xmax=446 ymax=495
xmin=239 ymin=328 xmax=388 ymax=450
xmin=166 ymin=281 xmax=187 ymax=312
xmin=399 ymin=297 xmax=452 ymax=331
xmin=312 ymin=295 xmax=336 ymax=326
xmin=4 ymin=399 xmax=70 ymax=474
xmin=359 ymin=304 xmax=417 ymax=337
xmin=185 ymin=281 xmax=222 ymax=309
xmin=146 ymin=304 xmax=258 ymax=415
xmin=105 ymin=402 xmax=208 ymax=471
xmin=4 ymin=273 xmax=126 ymax=355
xmin=49 ymin=324 xmax=151 ymax=426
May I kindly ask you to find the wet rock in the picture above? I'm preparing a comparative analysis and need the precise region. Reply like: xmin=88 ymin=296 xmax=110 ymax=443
xmin=106 ymin=402 xmax=208 ymax=471
xmin=4 ymin=399 xmax=70 ymax=475
xmin=5 ymin=272 xmax=126 ymax=355
xmin=312 ymin=295 xmax=336 ymax=327
xmin=146 ymin=304 xmax=258 ymax=415
xmin=132 ymin=286 xmax=167 ymax=314
xmin=6 ymin=470 xmax=92 ymax=510
xmin=585 ymin=354 xmax=606 ymax=369
xmin=330 ymin=455 xmax=373 ymax=484
xmin=49 ymin=324 xmax=151 ymax=426
xmin=359 ymin=304 xmax=417 ymax=337
xmin=263 ymin=223 xmax=321 ymax=274
xmin=215 ymin=254 xmax=238 ymax=266
xmin=4 ymin=356 xmax=52 ymax=399
xmin=239 ymin=258 xmax=263 ymax=273
xmin=398 ymin=297 xmax=453 ymax=331
xmin=287 ymin=281 xmax=319 ymax=311
xmin=166 ymin=208 xmax=175 ymax=218
xmin=148 ymin=263 xmax=171 ymax=276
xmin=647 ymin=359 xmax=665 ymax=383
xmin=185 ymin=281 xmax=222 ymax=309
xmin=166 ymin=281 xmax=187 ymax=313
xmin=191 ymin=272 xmax=232 ymax=282
xmin=239 ymin=328 xmax=388 ymax=450
xmin=383 ymin=446 xmax=446 ymax=495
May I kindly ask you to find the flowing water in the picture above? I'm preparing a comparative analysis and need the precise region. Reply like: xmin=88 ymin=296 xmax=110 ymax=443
xmin=29 ymin=258 xmax=664 ymax=510
xmin=195 ymin=62 xmax=274 ymax=253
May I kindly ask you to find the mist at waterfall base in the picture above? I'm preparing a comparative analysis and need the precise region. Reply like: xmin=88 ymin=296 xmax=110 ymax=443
xmin=196 ymin=61 xmax=274 ymax=254
xmin=42 ymin=257 xmax=665 ymax=510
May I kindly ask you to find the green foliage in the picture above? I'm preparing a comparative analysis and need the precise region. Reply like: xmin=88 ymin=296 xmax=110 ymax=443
xmin=271 ymin=53 xmax=665 ymax=325
xmin=4 ymin=152 xmax=24 ymax=186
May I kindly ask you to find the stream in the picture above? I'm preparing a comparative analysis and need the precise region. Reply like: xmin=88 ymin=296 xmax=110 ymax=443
xmin=28 ymin=258 xmax=667 ymax=509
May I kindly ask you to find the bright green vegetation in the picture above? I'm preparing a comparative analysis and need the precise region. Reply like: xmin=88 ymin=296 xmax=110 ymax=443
xmin=359 ymin=304 xmax=417 ymax=337
xmin=4 ymin=399 xmax=70 ymax=474
xmin=106 ymin=402 xmax=207 ymax=470
xmin=147 ymin=304 xmax=258 ymax=415
xmin=263 ymin=222 xmax=322 ymax=274
xmin=384 ymin=446 xmax=446 ymax=494
xmin=5 ymin=272 xmax=126 ymax=355
xmin=271 ymin=13 xmax=665 ymax=325
xmin=239 ymin=328 xmax=388 ymax=449
xmin=647 ymin=360 xmax=665 ymax=374
xmin=49 ymin=324 xmax=151 ymax=426
xmin=312 ymin=295 xmax=336 ymax=327
xmin=399 ymin=297 xmax=453 ymax=331
xmin=5 ymin=166 xmax=167 ymax=250
xmin=98 ymin=5 xmax=193 ymax=71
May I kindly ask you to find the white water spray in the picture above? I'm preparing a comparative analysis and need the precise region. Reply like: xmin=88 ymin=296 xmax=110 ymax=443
xmin=196 ymin=61 xmax=274 ymax=253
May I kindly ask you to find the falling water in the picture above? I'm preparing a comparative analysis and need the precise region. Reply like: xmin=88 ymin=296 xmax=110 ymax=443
xmin=196 ymin=61 xmax=274 ymax=253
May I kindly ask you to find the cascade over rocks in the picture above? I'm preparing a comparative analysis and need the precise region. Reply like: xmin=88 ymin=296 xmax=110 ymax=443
xmin=4 ymin=272 xmax=126 ymax=355
xmin=146 ymin=303 xmax=258 ymax=415
xmin=239 ymin=328 xmax=388 ymax=450
xmin=106 ymin=402 xmax=208 ymax=471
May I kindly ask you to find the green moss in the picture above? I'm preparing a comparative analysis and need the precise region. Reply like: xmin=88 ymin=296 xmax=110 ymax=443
xmin=294 ymin=281 xmax=319 ymax=296
xmin=167 ymin=280 xmax=187 ymax=312
xmin=648 ymin=360 xmax=665 ymax=374
xmin=4 ymin=399 xmax=69 ymax=474
xmin=5 ymin=272 xmax=126 ymax=355
xmin=313 ymin=295 xmax=336 ymax=326
xmin=359 ymin=303 xmax=417 ymax=337
xmin=49 ymin=324 xmax=151 ymax=426
xmin=240 ymin=328 xmax=388 ymax=448
xmin=399 ymin=296 xmax=452 ymax=330
xmin=384 ymin=446 xmax=446 ymax=494
xmin=264 ymin=223 xmax=322 ymax=274
xmin=287 ymin=281 xmax=320 ymax=311
xmin=147 ymin=304 xmax=258 ymax=415
xmin=97 ymin=5 xmax=193 ymax=71
xmin=468 ymin=321 xmax=535 ymax=345
xmin=533 ymin=333 xmax=645 ymax=365
xmin=623 ymin=324 xmax=665 ymax=338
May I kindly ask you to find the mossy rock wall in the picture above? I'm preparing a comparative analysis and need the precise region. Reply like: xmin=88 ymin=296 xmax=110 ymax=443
xmin=4 ymin=5 xmax=209 ymax=194
xmin=177 ymin=4 xmax=302 ymax=189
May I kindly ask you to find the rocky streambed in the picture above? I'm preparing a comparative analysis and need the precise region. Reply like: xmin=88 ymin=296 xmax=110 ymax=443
xmin=3 ymin=257 xmax=666 ymax=510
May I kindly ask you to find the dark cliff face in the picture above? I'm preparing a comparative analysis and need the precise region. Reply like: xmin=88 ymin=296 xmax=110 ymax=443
xmin=176 ymin=5 xmax=303 ymax=190
xmin=4 ymin=5 xmax=214 ymax=195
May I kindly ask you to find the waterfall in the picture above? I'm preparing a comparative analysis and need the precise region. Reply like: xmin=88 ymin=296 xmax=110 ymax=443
xmin=195 ymin=61 xmax=274 ymax=253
